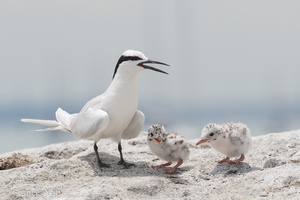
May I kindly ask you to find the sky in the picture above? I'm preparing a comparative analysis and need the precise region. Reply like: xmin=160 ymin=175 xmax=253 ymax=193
xmin=1 ymin=0 xmax=300 ymax=152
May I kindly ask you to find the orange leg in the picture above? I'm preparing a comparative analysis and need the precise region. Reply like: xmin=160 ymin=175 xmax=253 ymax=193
xmin=151 ymin=162 xmax=172 ymax=168
xmin=228 ymin=154 xmax=245 ymax=164
xmin=215 ymin=157 xmax=230 ymax=163
xmin=165 ymin=159 xmax=183 ymax=174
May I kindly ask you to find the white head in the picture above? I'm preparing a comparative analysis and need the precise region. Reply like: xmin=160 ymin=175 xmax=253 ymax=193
xmin=196 ymin=123 xmax=223 ymax=145
xmin=112 ymin=50 xmax=169 ymax=79
xmin=147 ymin=124 xmax=167 ymax=145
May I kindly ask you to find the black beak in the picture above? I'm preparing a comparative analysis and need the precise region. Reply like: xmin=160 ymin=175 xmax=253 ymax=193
xmin=137 ymin=59 xmax=170 ymax=74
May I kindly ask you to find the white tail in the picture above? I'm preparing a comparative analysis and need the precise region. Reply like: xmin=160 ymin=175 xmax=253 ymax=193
xmin=21 ymin=107 xmax=76 ymax=133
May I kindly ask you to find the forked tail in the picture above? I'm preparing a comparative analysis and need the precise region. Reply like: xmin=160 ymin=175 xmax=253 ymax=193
xmin=21 ymin=108 xmax=76 ymax=133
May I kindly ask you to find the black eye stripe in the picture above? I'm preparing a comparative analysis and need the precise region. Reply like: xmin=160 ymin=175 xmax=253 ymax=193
xmin=112 ymin=55 xmax=143 ymax=79
xmin=121 ymin=56 xmax=143 ymax=62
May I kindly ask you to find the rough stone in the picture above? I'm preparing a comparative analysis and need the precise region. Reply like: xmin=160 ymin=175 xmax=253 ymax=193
xmin=0 ymin=130 xmax=300 ymax=200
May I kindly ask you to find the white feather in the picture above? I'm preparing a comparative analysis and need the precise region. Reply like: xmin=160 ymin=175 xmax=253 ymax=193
xmin=122 ymin=110 xmax=145 ymax=140
xmin=21 ymin=50 xmax=168 ymax=151
xmin=21 ymin=118 xmax=58 ymax=127
xmin=70 ymin=108 xmax=109 ymax=140
xmin=55 ymin=107 xmax=77 ymax=131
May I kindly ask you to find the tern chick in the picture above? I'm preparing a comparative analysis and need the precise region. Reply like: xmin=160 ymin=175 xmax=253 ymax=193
xmin=197 ymin=122 xmax=252 ymax=164
xmin=147 ymin=124 xmax=190 ymax=174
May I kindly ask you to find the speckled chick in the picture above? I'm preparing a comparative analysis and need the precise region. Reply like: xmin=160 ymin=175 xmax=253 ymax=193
xmin=197 ymin=122 xmax=252 ymax=164
xmin=147 ymin=124 xmax=190 ymax=174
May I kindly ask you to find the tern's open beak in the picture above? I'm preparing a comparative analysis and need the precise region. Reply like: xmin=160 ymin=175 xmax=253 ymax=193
xmin=137 ymin=59 xmax=169 ymax=74
xmin=196 ymin=138 xmax=210 ymax=145
xmin=154 ymin=138 xmax=161 ymax=144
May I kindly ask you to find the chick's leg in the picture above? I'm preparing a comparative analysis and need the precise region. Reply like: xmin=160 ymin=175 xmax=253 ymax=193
xmin=151 ymin=162 xmax=172 ymax=168
xmin=165 ymin=159 xmax=183 ymax=174
xmin=228 ymin=154 xmax=245 ymax=164
xmin=215 ymin=157 xmax=230 ymax=163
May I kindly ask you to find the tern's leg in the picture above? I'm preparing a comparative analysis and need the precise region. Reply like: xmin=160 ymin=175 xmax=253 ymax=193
xmin=117 ymin=142 xmax=135 ymax=168
xmin=165 ymin=159 xmax=183 ymax=174
xmin=94 ymin=143 xmax=110 ymax=168
xmin=151 ymin=162 xmax=172 ymax=168
xmin=228 ymin=154 xmax=245 ymax=164
xmin=215 ymin=157 xmax=230 ymax=163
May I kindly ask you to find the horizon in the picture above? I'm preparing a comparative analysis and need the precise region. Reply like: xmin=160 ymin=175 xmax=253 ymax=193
xmin=1 ymin=1 xmax=300 ymax=153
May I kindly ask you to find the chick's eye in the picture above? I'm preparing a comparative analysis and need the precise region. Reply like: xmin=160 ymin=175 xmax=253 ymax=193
xmin=209 ymin=132 xmax=214 ymax=137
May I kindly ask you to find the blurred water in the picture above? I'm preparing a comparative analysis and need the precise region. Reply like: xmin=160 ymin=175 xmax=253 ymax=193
xmin=1 ymin=1 xmax=300 ymax=154
xmin=1 ymin=102 xmax=299 ymax=154
xmin=0 ymin=124 xmax=78 ymax=153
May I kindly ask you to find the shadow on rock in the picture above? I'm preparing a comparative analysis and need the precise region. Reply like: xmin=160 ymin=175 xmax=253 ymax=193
xmin=211 ymin=162 xmax=259 ymax=176
xmin=263 ymin=158 xmax=286 ymax=168
xmin=43 ymin=147 xmax=87 ymax=160
xmin=78 ymin=152 xmax=163 ymax=177
xmin=165 ymin=174 xmax=190 ymax=185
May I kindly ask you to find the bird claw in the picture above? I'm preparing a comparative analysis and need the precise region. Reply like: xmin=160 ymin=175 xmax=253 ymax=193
xmin=215 ymin=155 xmax=245 ymax=164
xmin=228 ymin=154 xmax=245 ymax=164
xmin=228 ymin=160 xmax=241 ymax=164
xmin=215 ymin=157 xmax=230 ymax=163
xmin=151 ymin=162 xmax=172 ymax=168
xmin=118 ymin=161 xmax=136 ymax=168
xmin=164 ymin=169 xmax=176 ymax=174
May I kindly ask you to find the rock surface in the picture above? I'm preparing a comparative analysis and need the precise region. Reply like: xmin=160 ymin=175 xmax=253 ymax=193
xmin=1 ymin=130 xmax=300 ymax=200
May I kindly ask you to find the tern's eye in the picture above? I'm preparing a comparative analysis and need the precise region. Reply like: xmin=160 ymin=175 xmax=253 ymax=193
xmin=209 ymin=132 xmax=214 ymax=137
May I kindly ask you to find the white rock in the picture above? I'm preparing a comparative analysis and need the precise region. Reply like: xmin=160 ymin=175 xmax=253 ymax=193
xmin=0 ymin=130 xmax=300 ymax=199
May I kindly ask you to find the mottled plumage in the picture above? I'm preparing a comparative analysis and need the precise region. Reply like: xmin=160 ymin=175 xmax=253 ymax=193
xmin=197 ymin=122 xmax=252 ymax=164
xmin=147 ymin=124 xmax=190 ymax=174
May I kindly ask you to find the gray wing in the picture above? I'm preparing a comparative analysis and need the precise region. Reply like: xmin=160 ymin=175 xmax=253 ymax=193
xmin=70 ymin=108 xmax=109 ymax=140
xmin=164 ymin=133 xmax=186 ymax=153
xmin=228 ymin=128 xmax=245 ymax=145
xmin=122 ymin=110 xmax=145 ymax=140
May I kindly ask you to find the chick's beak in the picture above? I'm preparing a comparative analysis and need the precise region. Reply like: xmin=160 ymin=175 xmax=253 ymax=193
xmin=137 ymin=59 xmax=169 ymax=74
xmin=196 ymin=138 xmax=210 ymax=145
xmin=154 ymin=138 xmax=161 ymax=144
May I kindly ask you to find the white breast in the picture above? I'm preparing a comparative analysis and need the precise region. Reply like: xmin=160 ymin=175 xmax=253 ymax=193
xmin=209 ymin=124 xmax=252 ymax=158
